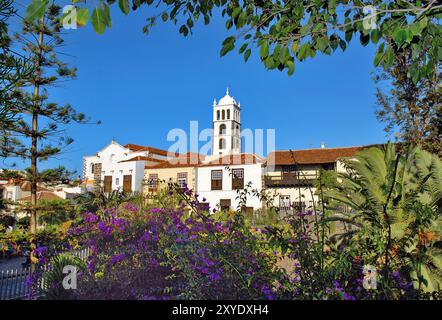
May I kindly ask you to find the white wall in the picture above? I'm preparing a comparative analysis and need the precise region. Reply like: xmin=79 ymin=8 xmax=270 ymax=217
xmin=196 ymin=163 xmax=263 ymax=211
xmin=83 ymin=141 xmax=166 ymax=192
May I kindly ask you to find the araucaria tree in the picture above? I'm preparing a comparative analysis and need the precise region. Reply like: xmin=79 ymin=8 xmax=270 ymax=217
xmin=0 ymin=0 xmax=32 ymax=132
xmin=0 ymin=4 xmax=88 ymax=233
xmin=374 ymin=45 xmax=441 ymax=157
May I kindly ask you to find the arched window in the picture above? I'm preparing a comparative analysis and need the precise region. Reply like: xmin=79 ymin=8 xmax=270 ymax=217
xmin=217 ymin=110 xmax=220 ymax=120
xmin=227 ymin=109 xmax=230 ymax=120
xmin=219 ymin=124 xmax=226 ymax=135
xmin=236 ymin=124 xmax=239 ymax=134
xmin=219 ymin=138 xmax=226 ymax=150
xmin=90 ymin=163 xmax=95 ymax=174
xmin=222 ymin=110 xmax=225 ymax=120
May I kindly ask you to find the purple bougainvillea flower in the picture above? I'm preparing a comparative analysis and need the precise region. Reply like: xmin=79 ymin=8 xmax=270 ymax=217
xmin=209 ymin=273 xmax=221 ymax=282
xmin=109 ymin=253 xmax=126 ymax=265
xmin=260 ymin=285 xmax=275 ymax=300
xmin=34 ymin=246 xmax=48 ymax=258
xmin=124 ymin=202 xmax=139 ymax=212
xmin=343 ymin=293 xmax=356 ymax=300
xmin=97 ymin=221 xmax=112 ymax=236
xmin=150 ymin=208 xmax=162 ymax=213
xmin=83 ymin=212 xmax=99 ymax=223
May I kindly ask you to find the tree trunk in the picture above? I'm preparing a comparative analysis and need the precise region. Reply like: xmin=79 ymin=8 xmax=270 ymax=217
xmin=29 ymin=19 xmax=44 ymax=234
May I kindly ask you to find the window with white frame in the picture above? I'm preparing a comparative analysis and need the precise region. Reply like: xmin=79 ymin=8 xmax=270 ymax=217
xmin=211 ymin=170 xmax=223 ymax=190
xmin=177 ymin=172 xmax=187 ymax=189
xmin=148 ymin=174 xmax=159 ymax=191
xmin=232 ymin=168 xmax=244 ymax=190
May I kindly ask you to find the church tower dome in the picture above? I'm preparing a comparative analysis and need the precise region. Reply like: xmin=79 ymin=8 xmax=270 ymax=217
xmin=218 ymin=88 xmax=237 ymax=106
xmin=212 ymin=88 xmax=242 ymax=156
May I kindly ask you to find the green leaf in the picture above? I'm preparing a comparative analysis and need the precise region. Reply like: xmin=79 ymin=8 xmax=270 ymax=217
xmin=382 ymin=47 xmax=395 ymax=68
xmin=264 ymin=56 xmax=275 ymax=69
xmin=339 ymin=40 xmax=346 ymax=51
xmin=279 ymin=46 xmax=290 ymax=64
xmin=232 ymin=7 xmax=241 ymax=19
xmin=410 ymin=65 xmax=420 ymax=84
xmin=239 ymin=43 xmax=247 ymax=54
xmin=291 ymin=41 xmax=299 ymax=54
xmin=286 ymin=60 xmax=295 ymax=76
xmin=25 ymin=0 xmax=48 ymax=21
xmin=360 ymin=33 xmax=370 ymax=46
xmin=220 ymin=37 xmax=235 ymax=57
xmin=392 ymin=29 xmax=409 ymax=48
xmin=91 ymin=7 xmax=106 ymax=34
xmin=345 ymin=30 xmax=353 ymax=43
xmin=179 ymin=25 xmax=189 ymax=36
xmin=244 ymin=49 xmax=251 ymax=62
xmin=328 ymin=0 xmax=336 ymax=15
xmin=161 ymin=12 xmax=168 ymax=22
xmin=260 ymin=41 xmax=269 ymax=59
xmin=316 ymin=37 xmax=329 ymax=52
xmin=371 ymin=29 xmax=381 ymax=44
xmin=297 ymin=43 xmax=311 ymax=60
xmin=76 ymin=8 xmax=89 ymax=27
xmin=118 ymin=0 xmax=130 ymax=15
xmin=374 ymin=44 xmax=385 ymax=67
xmin=102 ymin=2 xmax=112 ymax=28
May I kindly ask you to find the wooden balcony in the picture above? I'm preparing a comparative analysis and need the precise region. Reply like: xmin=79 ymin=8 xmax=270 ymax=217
xmin=264 ymin=172 xmax=318 ymax=187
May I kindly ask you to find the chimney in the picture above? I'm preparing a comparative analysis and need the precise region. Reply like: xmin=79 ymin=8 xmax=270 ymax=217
xmin=321 ymin=142 xmax=326 ymax=149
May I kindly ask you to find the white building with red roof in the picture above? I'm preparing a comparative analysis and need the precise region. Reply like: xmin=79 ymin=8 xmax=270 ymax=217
xmin=82 ymin=140 xmax=170 ymax=193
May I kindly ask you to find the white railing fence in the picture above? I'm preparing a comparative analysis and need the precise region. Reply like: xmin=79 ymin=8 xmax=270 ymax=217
xmin=0 ymin=247 xmax=90 ymax=300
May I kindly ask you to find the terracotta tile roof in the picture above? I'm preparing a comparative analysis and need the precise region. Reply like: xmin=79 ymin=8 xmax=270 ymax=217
xmin=20 ymin=191 xmax=63 ymax=201
xmin=3 ymin=179 xmax=50 ymax=192
xmin=145 ymin=152 xmax=205 ymax=169
xmin=20 ymin=182 xmax=51 ymax=192
xmin=124 ymin=144 xmax=170 ymax=156
xmin=119 ymin=156 xmax=166 ymax=163
xmin=267 ymin=146 xmax=366 ymax=165
xmin=200 ymin=154 xmax=264 ymax=167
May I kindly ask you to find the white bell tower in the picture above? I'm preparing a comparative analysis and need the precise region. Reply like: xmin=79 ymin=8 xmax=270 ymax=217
xmin=212 ymin=88 xmax=242 ymax=156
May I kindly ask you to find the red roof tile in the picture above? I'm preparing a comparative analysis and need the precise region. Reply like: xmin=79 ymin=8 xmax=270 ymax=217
xmin=200 ymin=154 xmax=264 ymax=167
xmin=145 ymin=152 xmax=205 ymax=169
xmin=20 ymin=191 xmax=63 ymax=201
xmin=123 ymin=144 xmax=170 ymax=156
xmin=119 ymin=156 xmax=166 ymax=163
xmin=267 ymin=146 xmax=366 ymax=165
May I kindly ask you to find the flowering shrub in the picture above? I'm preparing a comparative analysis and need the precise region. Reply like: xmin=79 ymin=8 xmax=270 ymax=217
xmin=30 ymin=187 xmax=283 ymax=300
xmin=28 ymin=145 xmax=440 ymax=302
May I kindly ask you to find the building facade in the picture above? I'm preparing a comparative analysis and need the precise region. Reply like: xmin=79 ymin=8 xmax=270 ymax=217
xmin=264 ymin=146 xmax=364 ymax=212
xmin=196 ymin=154 xmax=265 ymax=211
xmin=83 ymin=141 xmax=169 ymax=193
xmin=81 ymin=89 xmax=369 ymax=214
xmin=144 ymin=154 xmax=202 ymax=195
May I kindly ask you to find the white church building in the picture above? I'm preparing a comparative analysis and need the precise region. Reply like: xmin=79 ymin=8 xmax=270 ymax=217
xmin=82 ymin=88 xmax=367 ymax=212
xmin=82 ymin=142 xmax=170 ymax=193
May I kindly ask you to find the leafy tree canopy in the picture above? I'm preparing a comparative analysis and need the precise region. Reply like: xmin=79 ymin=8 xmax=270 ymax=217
xmin=26 ymin=166 xmax=76 ymax=184
xmin=25 ymin=0 xmax=442 ymax=81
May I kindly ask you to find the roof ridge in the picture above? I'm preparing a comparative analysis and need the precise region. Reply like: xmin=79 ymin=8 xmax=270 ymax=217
xmin=271 ymin=146 xmax=364 ymax=153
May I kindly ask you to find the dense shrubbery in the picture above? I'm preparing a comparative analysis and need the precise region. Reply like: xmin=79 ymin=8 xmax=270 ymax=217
xmin=26 ymin=144 xmax=441 ymax=300
xmin=30 ymin=192 xmax=285 ymax=300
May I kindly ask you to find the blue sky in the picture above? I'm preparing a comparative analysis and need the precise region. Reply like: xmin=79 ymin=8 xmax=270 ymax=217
xmin=6 ymin=2 xmax=388 ymax=175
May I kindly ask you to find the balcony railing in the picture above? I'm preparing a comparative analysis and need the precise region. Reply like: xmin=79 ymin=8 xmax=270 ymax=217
xmin=264 ymin=172 xmax=318 ymax=187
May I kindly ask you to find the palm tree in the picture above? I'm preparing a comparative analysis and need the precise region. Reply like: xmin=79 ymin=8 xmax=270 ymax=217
xmin=74 ymin=189 xmax=135 ymax=214
xmin=324 ymin=142 xmax=442 ymax=293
